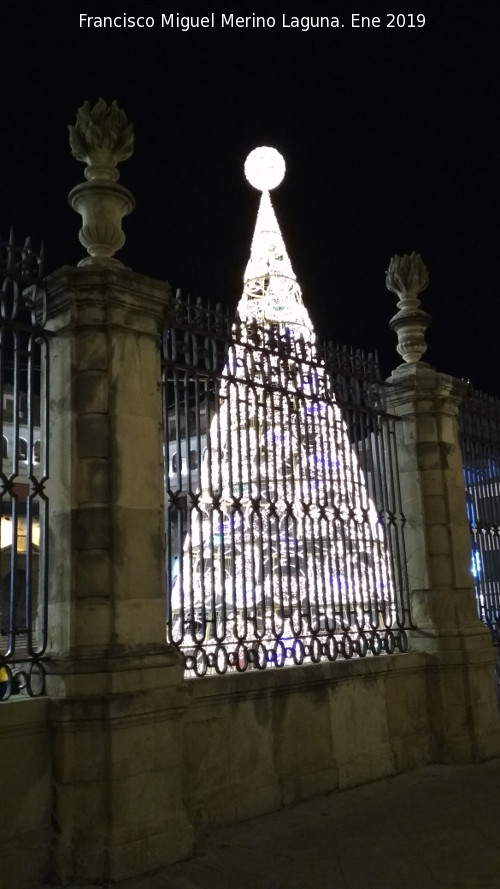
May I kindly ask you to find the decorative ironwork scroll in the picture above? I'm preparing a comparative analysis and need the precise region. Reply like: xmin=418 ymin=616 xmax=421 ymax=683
xmin=0 ymin=231 xmax=49 ymax=699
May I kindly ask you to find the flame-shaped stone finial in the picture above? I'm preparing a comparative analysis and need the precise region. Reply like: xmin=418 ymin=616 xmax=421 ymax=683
xmin=68 ymin=99 xmax=135 ymax=267
xmin=387 ymin=252 xmax=431 ymax=365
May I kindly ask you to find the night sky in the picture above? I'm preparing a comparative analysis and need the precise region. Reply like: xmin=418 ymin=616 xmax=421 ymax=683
xmin=2 ymin=2 xmax=499 ymax=390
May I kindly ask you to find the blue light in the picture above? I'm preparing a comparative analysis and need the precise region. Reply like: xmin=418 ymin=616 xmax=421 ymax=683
xmin=471 ymin=548 xmax=482 ymax=578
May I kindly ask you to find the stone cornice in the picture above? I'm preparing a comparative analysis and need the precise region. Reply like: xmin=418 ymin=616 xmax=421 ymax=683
xmin=45 ymin=265 xmax=173 ymax=334
xmin=386 ymin=363 xmax=468 ymax=415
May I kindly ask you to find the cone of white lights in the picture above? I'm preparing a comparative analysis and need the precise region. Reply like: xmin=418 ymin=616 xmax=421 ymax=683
xmin=171 ymin=148 xmax=394 ymax=671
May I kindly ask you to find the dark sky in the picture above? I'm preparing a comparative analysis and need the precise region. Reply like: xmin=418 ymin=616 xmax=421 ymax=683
xmin=2 ymin=2 xmax=499 ymax=390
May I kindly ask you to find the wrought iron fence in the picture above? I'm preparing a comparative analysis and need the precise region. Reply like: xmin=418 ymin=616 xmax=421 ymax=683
xmin=0 ymin=231 xmax=49 ymax=699
xmin=163 ymin=293 xmax=411 ymax=676
xmin=459 ymin=388 xmax=500 ymax=643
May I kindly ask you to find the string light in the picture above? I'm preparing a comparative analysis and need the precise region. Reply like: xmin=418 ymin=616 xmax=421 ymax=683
xmin=171 ymin=148 xmax=394 ymax=650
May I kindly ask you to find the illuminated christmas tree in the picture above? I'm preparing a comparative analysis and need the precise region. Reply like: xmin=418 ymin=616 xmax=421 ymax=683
xmin=171 ymin=148 xmax=393 ymax=653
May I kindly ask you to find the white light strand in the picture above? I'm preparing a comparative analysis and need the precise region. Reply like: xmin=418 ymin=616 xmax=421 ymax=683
xmin=172 ymin=149 xmax=395 ymax=651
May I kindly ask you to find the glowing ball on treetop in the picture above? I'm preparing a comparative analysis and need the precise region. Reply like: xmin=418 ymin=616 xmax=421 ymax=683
xmin=244 ymin=147 xmax=285 ymax=191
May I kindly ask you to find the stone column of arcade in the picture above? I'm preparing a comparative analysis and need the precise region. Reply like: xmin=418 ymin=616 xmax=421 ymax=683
xmin=44 ymin=101 xmax=192 ymax=884
xmin=385 ymin=252 xmax=500 ymax=762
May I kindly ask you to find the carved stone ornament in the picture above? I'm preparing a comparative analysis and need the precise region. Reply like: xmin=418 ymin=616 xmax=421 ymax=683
xmin=386 ymin=252 xmax=431 ymax=365
xmin=68 ymin=100 xmax=135 ymax=267
xmin=68 ymin=98 xmax=134 ymax=183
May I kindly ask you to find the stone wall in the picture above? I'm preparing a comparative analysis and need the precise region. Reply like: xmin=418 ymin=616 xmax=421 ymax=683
xmin=0 ymin=699 xmax=51 ymax=888
xmin=2 ymin=641 xmax=499 ymax=887
xmin=180 ymin=651 xmax=433 ymax=830
xmin=0 ymin=651 xmax=436 ymax=887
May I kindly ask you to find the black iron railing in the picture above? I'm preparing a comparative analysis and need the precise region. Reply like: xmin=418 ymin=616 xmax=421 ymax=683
xmin=460 ymin=388 xmax=500 ymax=643
xmin=0 ymin=231 xmax=49 ymax=699
xmin=163 ymin=294 xmax=411 ymax=676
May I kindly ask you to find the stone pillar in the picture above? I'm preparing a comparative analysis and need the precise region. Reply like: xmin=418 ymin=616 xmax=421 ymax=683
xmin=42 ymin=102 xmax=192 ymax=884
xmin=386 ymin=254 xmax=500 ymax=762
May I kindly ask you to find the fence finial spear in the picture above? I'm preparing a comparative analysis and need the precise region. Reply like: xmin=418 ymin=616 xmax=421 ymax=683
xmin=68 ymin=99 xmax=136 ymax=267
xmin=386 ymin=252 xmax=431 ymax=365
